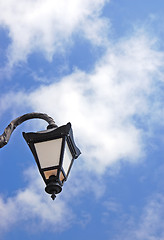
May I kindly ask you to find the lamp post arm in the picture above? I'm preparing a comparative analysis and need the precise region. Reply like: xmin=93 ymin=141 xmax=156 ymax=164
xmin=0 ymin=112 xmax=58 ymax=148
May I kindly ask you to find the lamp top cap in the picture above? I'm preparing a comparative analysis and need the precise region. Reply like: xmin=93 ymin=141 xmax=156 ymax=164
xmin=22 ymin=122 xmax=81 ymax=158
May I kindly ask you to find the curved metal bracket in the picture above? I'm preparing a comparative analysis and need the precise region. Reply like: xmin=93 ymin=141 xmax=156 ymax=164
xmin=0 ymin=112 xmax=58 ymax=148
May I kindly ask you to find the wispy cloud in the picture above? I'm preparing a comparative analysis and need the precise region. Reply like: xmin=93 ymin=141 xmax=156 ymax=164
xmin=2 ymin=29 xmax=163 ymax=173
xmin=116 ymin=193 xmax=164 ymax=240
xmin=0 ymin=165 xmax=105 ymax=234
xmin=0 ymin=0 xmax=109 ymax=67
xmin=0 ymin=167 xmax=75 ymax=233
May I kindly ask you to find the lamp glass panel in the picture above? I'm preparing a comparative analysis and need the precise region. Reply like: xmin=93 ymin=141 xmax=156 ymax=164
xmin=63 ymin=141 xmax=73 ymax=176
xmin=44 ymin=169 xmax=58 ymax=180
xmin=60 ymin=171 xmax=65 ymax=182
xmin=34 ymin=138 xmax=62 ymax=169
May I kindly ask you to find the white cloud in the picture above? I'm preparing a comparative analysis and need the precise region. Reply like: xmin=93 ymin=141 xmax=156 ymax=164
xmin=0 ymin=164 xmax=105 ymax=234
xmin=117 ymin=194 xmax=164 ymax=240
xmin=25 ymin=32 xmax=164 ymax=173
xmin=0 ymin=0 xmax=109 ymax=67
xmin=1 ymin=30 xmax=163 ymax=174
xmin=0 ymin=167 xmax=75 ymax=233
xmin=135 ymin=194 xmax=164 ymax=240
xmin=0 ymin=197 xmax=17 ymax=230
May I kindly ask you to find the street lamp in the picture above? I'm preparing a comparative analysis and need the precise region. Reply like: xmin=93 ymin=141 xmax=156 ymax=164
xmin=0 ymin=113 xmax=81 ymax=200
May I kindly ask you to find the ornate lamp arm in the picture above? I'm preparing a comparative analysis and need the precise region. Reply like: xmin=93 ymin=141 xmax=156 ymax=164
xmin=0 ymin=112 xmax=58 ymax=148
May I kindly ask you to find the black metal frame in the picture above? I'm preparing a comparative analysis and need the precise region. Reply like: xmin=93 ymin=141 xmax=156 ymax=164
xmin=23 ymin=123 xmax=80 ymax=185
xmin=23 ymin=123 xmax=81 ymax=200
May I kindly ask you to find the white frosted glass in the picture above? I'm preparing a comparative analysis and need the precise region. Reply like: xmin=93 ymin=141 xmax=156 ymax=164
xmin=34 ymin=138 xmax=62 ymax=169
xmin=63 ymin=142 xmax=73 ymax=175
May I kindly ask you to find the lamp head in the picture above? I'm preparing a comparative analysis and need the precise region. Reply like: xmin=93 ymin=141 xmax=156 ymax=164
xmin=23 ymin=123 xmax=81 ymax=200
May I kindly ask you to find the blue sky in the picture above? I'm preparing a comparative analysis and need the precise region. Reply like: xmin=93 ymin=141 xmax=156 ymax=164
xmin=0 ymin=0 xmax=164 ymax=239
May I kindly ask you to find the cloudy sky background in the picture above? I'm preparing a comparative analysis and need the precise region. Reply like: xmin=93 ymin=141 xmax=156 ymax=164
xmin=0 ymin=0 xmax=164 ymax=239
